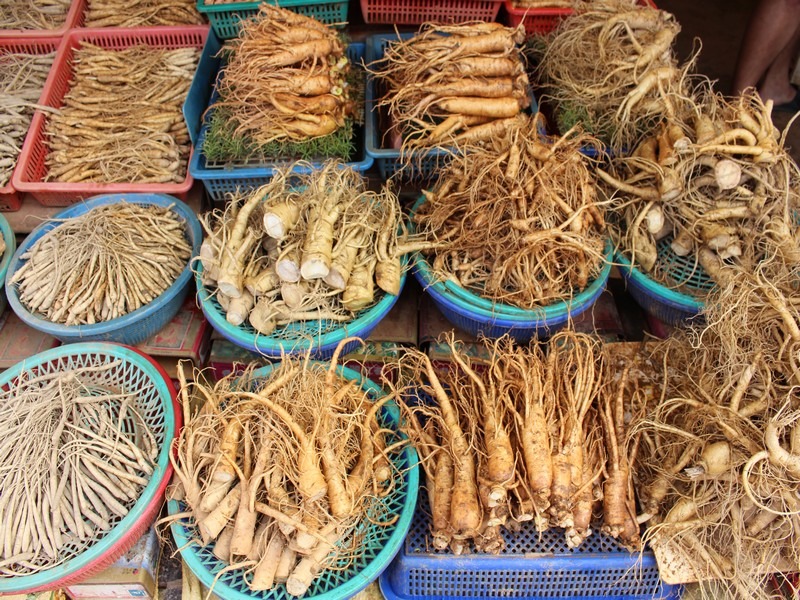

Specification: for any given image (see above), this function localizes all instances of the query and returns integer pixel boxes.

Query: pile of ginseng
[43,42,198,184]
[85,0,203,26]
[0,50,56,188]
[168,340,402,595]
[0,362,158,575]
[600,89,799,292]
[199,161,419,336]
[10,201,192,326]
[413,113,606,309]
[537,0,691,152]
[0,0,71,30]
[395,331,654,554]
[205,5,355,163]
[371,21,531,155]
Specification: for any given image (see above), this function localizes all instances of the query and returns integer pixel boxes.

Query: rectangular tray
[503,0,657,36]
[0,0,87,39]
[360,0,503,25]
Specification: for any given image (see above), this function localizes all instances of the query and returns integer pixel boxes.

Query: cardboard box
[135,295,211,379]
[207,338,270,380]
[3,592,62,600]
[0,308,60,370]
[65,526,159,600]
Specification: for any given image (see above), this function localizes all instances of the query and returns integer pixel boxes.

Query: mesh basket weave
[0,213,16,315]
[169,363,419,600]
[0,343,179,594]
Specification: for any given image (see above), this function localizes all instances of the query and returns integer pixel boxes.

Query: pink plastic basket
[12,26,208,206]
[503,0,656,36]
[360,0,504,25]
[0,0,87,38]
[0,37,63,211]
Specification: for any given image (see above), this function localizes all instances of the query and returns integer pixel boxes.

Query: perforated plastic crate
[0,0,86,38]
[12,27,207,206]
[360,0,503,24]
[380,495,681,600]
[0,37,62,211]
[188,41,371,203]
[197,0,347,39]
[365,33,537,183]
[503,0,656,37]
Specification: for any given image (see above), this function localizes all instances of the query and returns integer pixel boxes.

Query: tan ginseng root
[0,0,71,30]
[166,339,401,596]
[369,20,530,157]
[212,4,352,146]
[10,202,191,326]
[536,0,693,153]
[85,0,203,27]
[415,113,606,310]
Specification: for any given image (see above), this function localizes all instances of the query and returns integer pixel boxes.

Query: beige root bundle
[44,43,198,184]
[396,331,646,554]
[198,160,424,336]
[85,0,203,26]
[600,90,800,291]
[370,21,530,155]
[414,113,606,309]
[10,202,192,325]
[212,5,353,145]
[537,0,691,152]
[0,51,56,187]
[168,340,400,596]
[0,0,71,30]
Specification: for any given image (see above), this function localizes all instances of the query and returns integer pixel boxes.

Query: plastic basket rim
[169,361,419,600]
[4,193,202,339]
[189,43,373,181]
[194,260,406,356]
[0,341,178,594]
[196,0,347,14]
[0,213,17,288]
[614,250,705,312]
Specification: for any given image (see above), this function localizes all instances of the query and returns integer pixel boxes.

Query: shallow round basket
[196,261,407,359]
[615,236,711,327]
[412,240,613,341]
[169,362,419,600]
[0,342,180,595]
[0,213,17,316]
[5,193,202,345]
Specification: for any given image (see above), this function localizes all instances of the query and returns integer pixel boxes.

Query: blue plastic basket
[0,213,17,316]
[169,362,419,600]
[0,342,179,594]
[5,194,202,345]
[195,260,407,359]
[187,42,372,204]
[379,493,680,600]
[615,237,709,327]
[365,33,537,182]
[197,0,348,40]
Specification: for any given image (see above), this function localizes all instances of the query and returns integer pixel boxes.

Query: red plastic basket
[12,26,208,207]
[360,0,504,24]
[0,0,87,38]
[0,37,63,212]
[503,0,656,36]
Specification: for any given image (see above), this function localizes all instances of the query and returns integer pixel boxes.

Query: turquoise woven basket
[169,362,419,600]
[0,213,16,316]
[0,342,179,594]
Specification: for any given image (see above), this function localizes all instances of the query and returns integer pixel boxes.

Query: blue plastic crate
[380,494,681,600]
[185,39,372,203]
[365,32,538,182]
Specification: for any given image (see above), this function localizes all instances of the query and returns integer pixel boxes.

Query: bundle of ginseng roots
[44,42,198,184]
[198,161,423,336]
[0,0,71,30]
[599,89,798,294]
[371,21,530,157]
[413,113,606,309]
[168,340,402,595]
[394,331,655,554]
[85,0,203,27]
[536,0,692,153]
[209,5,353,154]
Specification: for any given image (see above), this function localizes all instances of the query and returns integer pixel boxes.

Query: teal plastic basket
[169,362,419,600]
[5,194,202,345]
[0,342,179,594]
[615,236,710,327]
[197,0,348,39]
[195,260,407,359]
[0,213,17,316]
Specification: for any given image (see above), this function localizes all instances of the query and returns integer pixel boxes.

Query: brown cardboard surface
[0,308,60,369]
[136,293,211,363]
